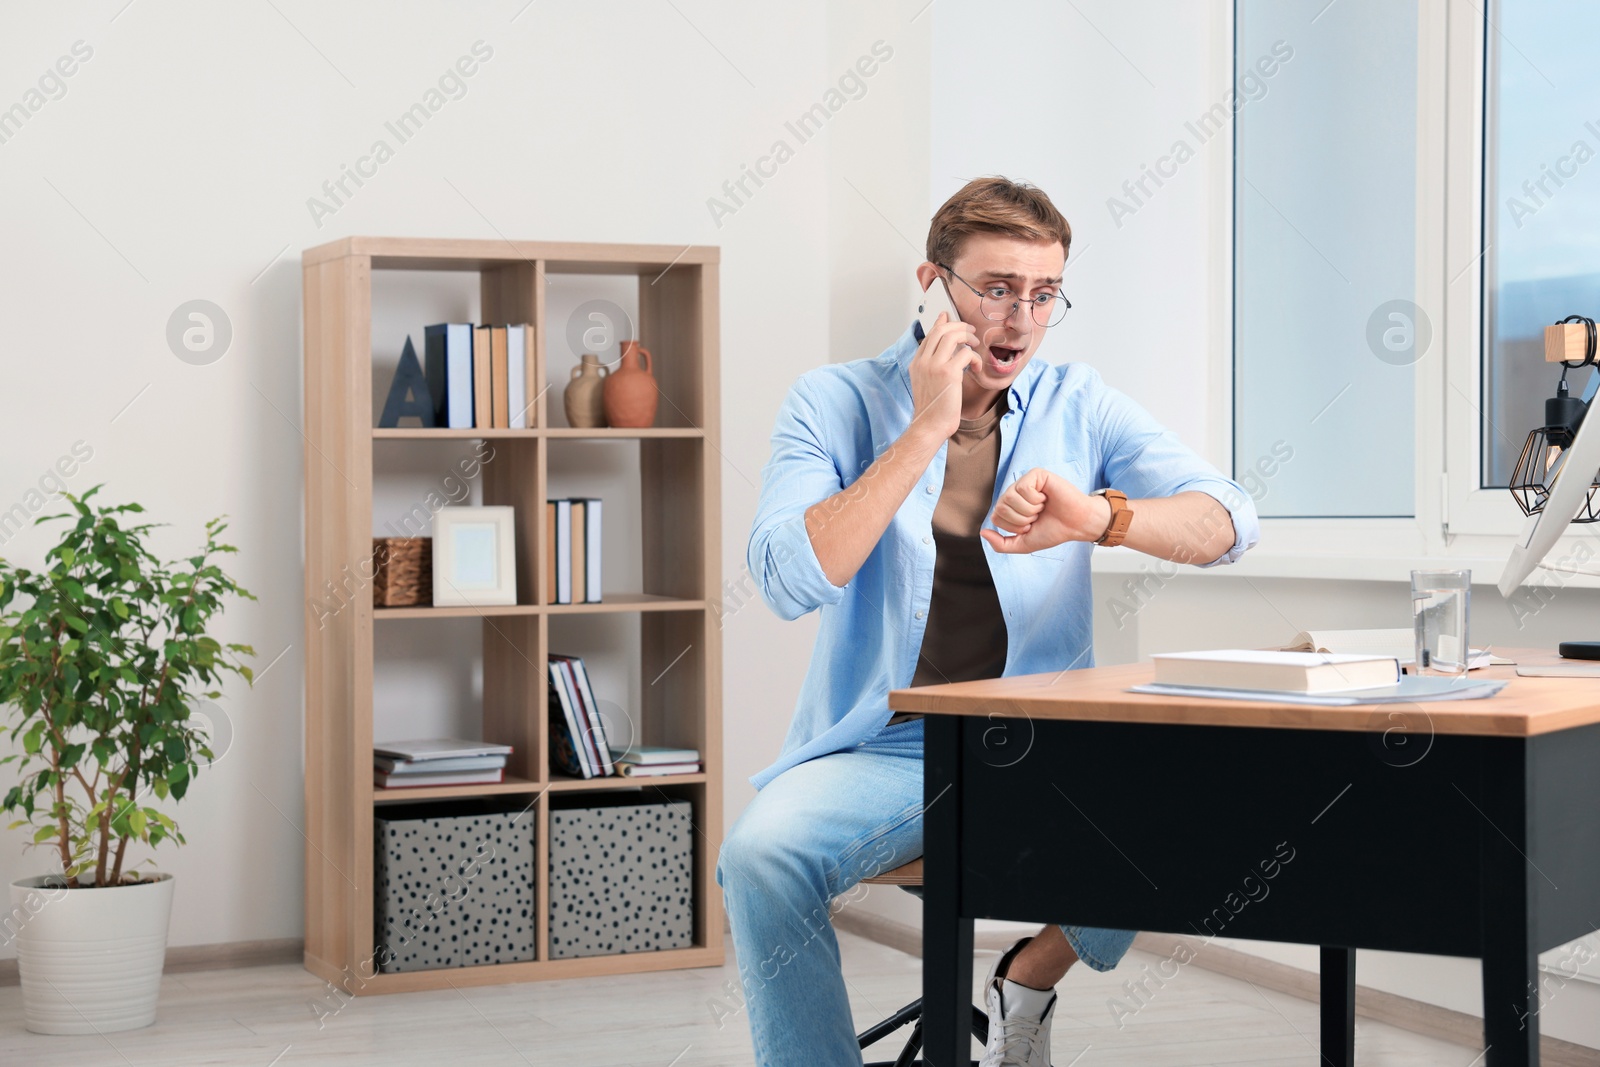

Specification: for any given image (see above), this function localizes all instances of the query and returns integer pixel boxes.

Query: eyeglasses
[938,263,1071,328]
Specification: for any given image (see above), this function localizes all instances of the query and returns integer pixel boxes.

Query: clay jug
[564,353,608,428]
[603,341,658,428]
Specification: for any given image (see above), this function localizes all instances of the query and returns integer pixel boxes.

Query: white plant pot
[8,872,175,1034]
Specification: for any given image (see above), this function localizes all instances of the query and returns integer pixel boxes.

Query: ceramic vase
[563,353,608,428]
[602,341,658,428]
[10,872,175,1034]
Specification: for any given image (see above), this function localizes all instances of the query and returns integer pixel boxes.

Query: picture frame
[431,506,517,607]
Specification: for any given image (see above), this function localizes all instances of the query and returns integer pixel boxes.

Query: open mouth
[986,344,1023,374]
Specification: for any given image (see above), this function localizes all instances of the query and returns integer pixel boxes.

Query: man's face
[941,234,1066,392]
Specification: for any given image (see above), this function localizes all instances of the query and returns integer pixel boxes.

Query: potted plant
[0,487,253,1034]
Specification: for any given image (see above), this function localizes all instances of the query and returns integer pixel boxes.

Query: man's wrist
[1084,495,1114,542]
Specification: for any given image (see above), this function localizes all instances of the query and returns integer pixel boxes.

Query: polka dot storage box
[548,794,694,959]
[373,800,535,973]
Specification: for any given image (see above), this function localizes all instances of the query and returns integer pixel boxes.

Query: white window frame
[1097,0,1600,589]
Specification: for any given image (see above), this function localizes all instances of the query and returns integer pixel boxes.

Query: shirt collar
[896,319,1036,416]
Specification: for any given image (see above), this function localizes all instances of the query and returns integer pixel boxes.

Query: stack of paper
[373,739,512,788]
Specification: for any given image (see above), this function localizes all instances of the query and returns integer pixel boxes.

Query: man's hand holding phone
[907,312,980,446]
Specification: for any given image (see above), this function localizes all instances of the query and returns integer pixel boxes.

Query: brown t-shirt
[888,395,1009,724]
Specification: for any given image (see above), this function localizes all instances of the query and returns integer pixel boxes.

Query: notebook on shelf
[374,754,507,775]
[615,745,701,765]
[373,739,513,761]
[374,767,505,789]
[615,762,700,778]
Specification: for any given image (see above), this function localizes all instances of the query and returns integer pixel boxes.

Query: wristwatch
[1091,488,1133,547]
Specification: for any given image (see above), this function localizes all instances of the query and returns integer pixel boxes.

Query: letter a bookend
[379,336,436,428]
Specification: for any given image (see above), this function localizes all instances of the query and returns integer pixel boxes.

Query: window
[1481,0,1600,489]
[1233,0,1420,518]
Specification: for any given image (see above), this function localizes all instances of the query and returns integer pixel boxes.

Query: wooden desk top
[887,648,1600,737]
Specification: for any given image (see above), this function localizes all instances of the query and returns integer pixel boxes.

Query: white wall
[0,0,861,958]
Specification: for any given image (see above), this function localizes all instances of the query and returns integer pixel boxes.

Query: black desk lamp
[1510,315,1600,521]
[1508,315,1600,658]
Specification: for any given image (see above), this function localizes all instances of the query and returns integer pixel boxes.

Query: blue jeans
[716,717,1137,1066]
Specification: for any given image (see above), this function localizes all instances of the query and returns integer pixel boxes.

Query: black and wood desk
[890,652,1600,1066]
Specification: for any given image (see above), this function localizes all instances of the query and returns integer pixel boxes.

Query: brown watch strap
[1093,488,1133,547]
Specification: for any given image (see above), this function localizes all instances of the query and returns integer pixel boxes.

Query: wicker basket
[373,537,432,607]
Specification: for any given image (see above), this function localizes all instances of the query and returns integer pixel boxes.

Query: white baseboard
[830,911,1597,1067]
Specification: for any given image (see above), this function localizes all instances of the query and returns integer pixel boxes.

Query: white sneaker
[980,937,1056,1067]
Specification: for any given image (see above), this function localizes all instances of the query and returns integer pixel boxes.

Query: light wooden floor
[0,930,1481,1066]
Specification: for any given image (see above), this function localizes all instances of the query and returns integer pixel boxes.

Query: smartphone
[916,276,976,373]
[916,276,961,342]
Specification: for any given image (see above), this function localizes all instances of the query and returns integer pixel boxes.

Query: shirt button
[926,485,936,494]
[915,610,926,619]
[922,535,931,545]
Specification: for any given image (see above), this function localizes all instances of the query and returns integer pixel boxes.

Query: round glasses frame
[938,263,1071,328]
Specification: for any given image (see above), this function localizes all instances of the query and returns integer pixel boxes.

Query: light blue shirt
[747,323,1260,789]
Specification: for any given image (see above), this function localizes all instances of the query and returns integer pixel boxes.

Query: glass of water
[1411,569,1471,677]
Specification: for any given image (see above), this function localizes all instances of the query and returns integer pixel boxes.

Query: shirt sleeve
[1092,375,1260,568]
[747,374,850,620]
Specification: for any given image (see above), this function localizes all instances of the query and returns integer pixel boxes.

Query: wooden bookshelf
[302,237,723,991]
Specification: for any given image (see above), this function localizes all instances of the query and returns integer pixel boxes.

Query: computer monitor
[1498,374,1600,597]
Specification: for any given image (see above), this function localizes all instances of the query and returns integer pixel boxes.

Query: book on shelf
[546,653,615,777]
[571,501,586,603]
[472,325,493,429]
[544,497,602,604]
[507,324,529,429]
[552,653,613,775]
[371,738,512,789]
[373,738,514,761]
[578,498,601,602]
[489,325,510,428]
[374,754,507,775]
[423,323,474,428]
[374,767,505,789]
[615,745,700,765]
[547,658,594,778]
[548,500,573,604]
[1149,649,1400,694]
[615,761,700,777]
[421,322,532,431]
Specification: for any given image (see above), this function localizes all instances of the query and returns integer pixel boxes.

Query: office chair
[855,858,993,1067]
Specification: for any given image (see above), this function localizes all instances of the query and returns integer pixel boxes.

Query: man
[718,176,1260,1066]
